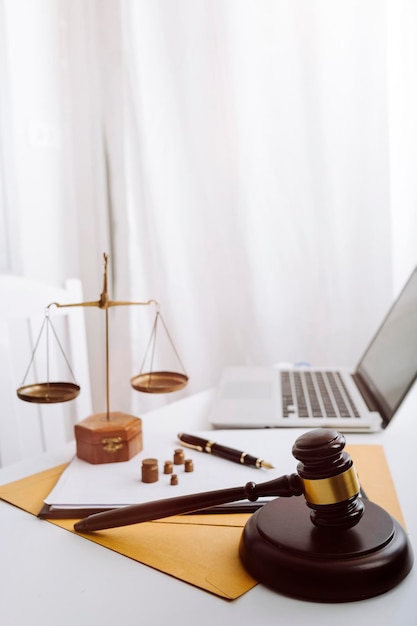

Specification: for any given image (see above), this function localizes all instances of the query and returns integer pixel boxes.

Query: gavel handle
[74,473,303,532]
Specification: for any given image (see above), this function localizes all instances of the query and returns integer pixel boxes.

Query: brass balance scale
[16,253,188,464]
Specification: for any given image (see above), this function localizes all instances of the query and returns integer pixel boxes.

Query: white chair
[0,275,92,467]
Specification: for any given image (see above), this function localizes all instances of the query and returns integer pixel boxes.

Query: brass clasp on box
[102,437,123,453]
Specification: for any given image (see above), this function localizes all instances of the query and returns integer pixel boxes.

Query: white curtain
[4,0,416,416]
[386,0,417,292]
[99,0,395,414]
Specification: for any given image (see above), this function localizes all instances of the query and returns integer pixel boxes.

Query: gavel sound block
[74,429,413,602]
[239,429,413,602]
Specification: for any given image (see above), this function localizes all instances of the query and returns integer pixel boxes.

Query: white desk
[0,387,416,626]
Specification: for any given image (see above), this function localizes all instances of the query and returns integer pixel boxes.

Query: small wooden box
[74,412,143,464]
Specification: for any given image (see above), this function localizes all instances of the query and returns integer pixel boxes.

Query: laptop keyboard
[281,370,360,419]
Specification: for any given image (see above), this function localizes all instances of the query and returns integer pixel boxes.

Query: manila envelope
[0,445,406,600]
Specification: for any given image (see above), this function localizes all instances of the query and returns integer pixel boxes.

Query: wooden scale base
[239,496,413,602]
[75,412,143,464]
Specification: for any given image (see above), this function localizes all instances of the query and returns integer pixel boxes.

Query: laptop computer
[209,266,417,433]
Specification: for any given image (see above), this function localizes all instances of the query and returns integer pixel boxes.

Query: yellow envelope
[0,445,406,600]
[0,463,255,599]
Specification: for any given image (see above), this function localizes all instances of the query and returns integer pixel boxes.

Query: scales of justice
[16,253,188,464]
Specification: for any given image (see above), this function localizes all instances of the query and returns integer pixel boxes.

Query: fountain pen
[177,433,274,469]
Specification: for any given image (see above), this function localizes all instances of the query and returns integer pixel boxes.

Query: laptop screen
[356,267,417,425]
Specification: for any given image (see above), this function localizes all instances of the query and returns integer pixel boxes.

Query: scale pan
[131,371,188,394]
[17,382,81,404]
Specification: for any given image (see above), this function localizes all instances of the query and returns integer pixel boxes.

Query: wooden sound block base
[239,497,413,602]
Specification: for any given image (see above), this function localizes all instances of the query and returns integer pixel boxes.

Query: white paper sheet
[44,430,294,509]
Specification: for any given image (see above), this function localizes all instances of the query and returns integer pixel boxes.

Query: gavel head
[292,429,364,530]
